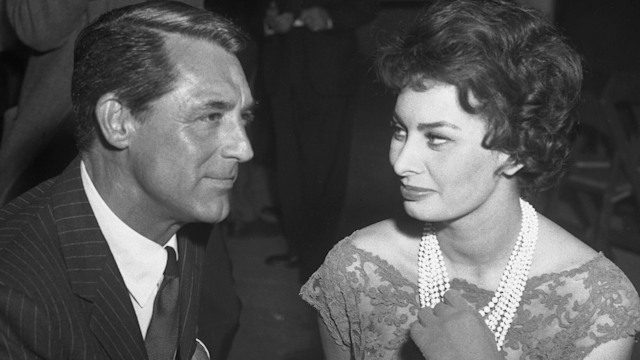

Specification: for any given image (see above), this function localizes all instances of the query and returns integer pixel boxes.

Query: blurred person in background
[261,0,379,281]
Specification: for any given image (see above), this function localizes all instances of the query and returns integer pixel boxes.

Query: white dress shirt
[80,161,178,338]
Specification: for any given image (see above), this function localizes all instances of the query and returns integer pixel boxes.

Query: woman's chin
[404,202,431,222]
[403,201,452,224]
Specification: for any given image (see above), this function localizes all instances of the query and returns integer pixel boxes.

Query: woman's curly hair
[376,0,583,197]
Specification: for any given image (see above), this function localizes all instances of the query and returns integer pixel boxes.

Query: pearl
[417,198,538,351]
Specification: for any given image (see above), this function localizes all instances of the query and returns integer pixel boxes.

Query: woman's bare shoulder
[531,214,600,276]
[352,217,420,244]
[349,217,422,264]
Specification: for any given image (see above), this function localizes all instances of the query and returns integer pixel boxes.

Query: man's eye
[205,113,223,122]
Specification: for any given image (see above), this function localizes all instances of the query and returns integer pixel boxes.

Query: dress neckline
[340,236,605,296]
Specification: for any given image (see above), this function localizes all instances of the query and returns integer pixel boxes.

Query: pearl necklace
[417,198,538,350]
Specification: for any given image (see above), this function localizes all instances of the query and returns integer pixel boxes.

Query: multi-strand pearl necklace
[417,198,538,350]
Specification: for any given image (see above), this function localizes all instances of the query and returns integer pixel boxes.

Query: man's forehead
[164,33,235,66]
[164,35,248,92]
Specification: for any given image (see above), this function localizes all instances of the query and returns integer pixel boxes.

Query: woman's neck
[436,193,525,283]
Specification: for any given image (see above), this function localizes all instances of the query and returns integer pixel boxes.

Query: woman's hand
[410,289,502,360]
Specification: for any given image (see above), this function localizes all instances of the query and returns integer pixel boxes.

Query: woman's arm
[583,337,635,360]
[318,315,351,360]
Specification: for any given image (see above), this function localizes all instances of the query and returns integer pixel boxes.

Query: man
[0,0,205,205]
[261,0,379,279]
[0,2,253,359]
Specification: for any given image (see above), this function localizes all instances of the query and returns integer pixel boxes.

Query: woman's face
[389,82,516,223]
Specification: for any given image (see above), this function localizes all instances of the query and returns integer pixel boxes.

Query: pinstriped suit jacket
[0,157,207,359]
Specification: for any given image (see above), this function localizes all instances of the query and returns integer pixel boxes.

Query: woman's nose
[391,140,422,177]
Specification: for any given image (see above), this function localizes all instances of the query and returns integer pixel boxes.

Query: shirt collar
[80,161,178,307]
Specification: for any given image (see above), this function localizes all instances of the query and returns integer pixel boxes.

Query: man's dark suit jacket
[0,157,207,359]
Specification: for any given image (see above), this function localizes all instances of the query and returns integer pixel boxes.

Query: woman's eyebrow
[392,112,460,131]
[242,100,258,113]
[417,121,461,131]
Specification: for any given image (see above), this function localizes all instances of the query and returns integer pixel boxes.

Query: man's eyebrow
[203,100,235,111]
[201,100,259,113]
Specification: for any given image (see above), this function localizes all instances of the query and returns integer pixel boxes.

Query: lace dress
[300,235,640,360]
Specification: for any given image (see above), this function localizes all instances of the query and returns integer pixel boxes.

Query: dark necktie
[145,247,180,360]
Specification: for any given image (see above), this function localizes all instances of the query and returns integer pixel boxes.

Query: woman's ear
[497,152,524,177]
[95,93,137,150]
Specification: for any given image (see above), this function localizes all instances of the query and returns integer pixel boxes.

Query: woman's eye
[426,133,449,147]
[241,111,255,126]
[390,121,406,141]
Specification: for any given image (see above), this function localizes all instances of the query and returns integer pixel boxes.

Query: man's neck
[81,153,181,245]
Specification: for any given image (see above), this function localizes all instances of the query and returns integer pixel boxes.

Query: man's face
[127,35,254,225]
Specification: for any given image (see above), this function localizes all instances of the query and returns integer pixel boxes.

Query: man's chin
[209,210,230,224]
[191,199,230,224]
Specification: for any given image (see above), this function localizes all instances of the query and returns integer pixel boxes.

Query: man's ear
[95,93,137,150]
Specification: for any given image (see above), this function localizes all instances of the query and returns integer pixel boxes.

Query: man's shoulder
[0,178,68,290]
[1,179,56,226]
[0,177,66,255]
[1,157,83,235]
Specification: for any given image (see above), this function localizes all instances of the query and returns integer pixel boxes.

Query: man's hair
[71,1,248,151]
[376,0,583,196]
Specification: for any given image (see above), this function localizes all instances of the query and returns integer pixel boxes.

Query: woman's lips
[400,184,432,201]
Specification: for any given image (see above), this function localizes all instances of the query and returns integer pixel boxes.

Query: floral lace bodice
[300,236,640,360]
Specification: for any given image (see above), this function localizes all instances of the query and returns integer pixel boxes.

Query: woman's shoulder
[530,214,600,276]
[343,217,422,281]
[531,215,639,304]
[526,250,640,349]
[323,219,406,265]
[349,216,421,253]
[309,218,419,288]
[349,218,399,245]
[532,251,634,291]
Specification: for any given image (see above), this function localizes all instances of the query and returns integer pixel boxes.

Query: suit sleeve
[0,286,59,359]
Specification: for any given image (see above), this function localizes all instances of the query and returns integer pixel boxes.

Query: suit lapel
[176,223,208,360]
[53,158,147,360]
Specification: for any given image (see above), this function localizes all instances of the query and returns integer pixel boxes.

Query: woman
[300,0,640,359]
